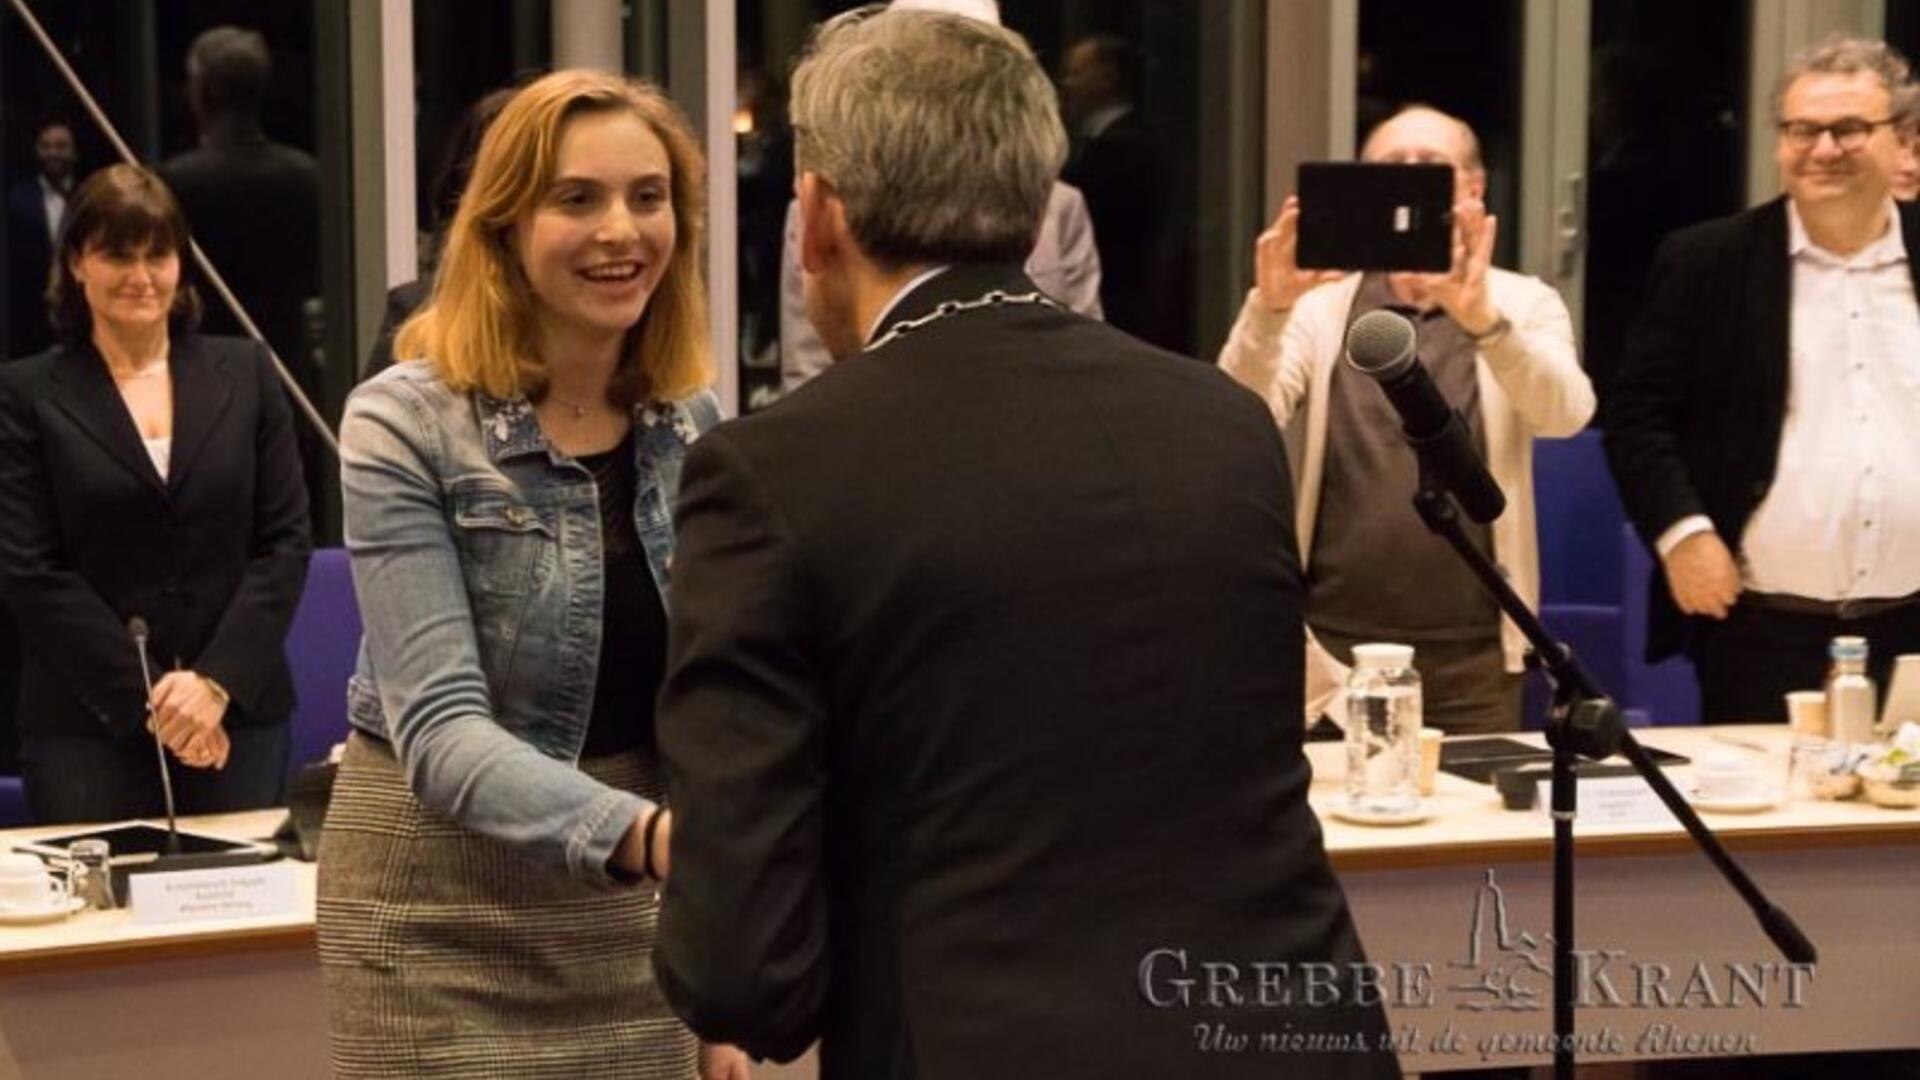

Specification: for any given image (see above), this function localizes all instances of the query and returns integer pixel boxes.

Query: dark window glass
[1584,0,1748,410]
[1357,0,1525,270]
[1889,5,1920,73]
[413,0,551,269]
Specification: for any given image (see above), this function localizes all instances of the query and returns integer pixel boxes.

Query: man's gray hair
[1772,34,1914,121]
[1900,81,1920,135]
[790,6,1066,268]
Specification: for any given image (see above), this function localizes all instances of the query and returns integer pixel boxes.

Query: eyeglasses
[1777,117,1899,151]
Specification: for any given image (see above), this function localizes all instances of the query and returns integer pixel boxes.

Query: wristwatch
[1466,311,1512,347]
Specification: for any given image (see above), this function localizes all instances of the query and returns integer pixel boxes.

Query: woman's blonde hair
[395,71,710,405]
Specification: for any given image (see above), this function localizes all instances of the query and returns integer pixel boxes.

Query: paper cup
[1785,690,1827,738]
[1417,729,1443,797]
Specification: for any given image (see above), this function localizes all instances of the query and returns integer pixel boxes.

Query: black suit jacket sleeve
[194,342,311,716]
[0,362,148,736]
[1604,231,1708,547]
[655,428,828,1064]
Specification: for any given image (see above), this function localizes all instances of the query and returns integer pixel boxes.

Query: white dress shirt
[1676,200,1920,600]
[38,175,66,243]
[1078,104,1131,141]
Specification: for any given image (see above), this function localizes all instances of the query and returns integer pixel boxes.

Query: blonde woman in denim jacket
[317,72,747,1080]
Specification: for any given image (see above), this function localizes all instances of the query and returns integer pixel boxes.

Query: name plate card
[129,863,298,925]
[1535,776,1676,826]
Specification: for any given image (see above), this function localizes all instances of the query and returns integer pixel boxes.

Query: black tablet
[16,823,273,864]
[1438,736,1689,786]
[1295,162,1454,272]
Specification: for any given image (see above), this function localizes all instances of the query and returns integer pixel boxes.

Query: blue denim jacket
[339,362,721,887]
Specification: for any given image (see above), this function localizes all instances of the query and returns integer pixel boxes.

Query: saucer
[1329,801,1433,827]
[0,896,83,926]
[1687,790,1783,814]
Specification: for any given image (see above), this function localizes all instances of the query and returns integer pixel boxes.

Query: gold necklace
[866,290,1060,352]
[111,361,167,383]
[546,392,596,419]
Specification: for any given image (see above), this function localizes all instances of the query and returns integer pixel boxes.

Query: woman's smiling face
[515,108,676,353]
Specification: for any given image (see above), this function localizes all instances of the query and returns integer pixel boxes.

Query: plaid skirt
[316,733,698,1079]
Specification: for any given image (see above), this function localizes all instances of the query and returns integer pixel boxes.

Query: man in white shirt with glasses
[1608,36,1920,726]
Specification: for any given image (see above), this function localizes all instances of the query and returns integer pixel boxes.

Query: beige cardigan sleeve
[1479,273,1595,437]
[1216,288,1328,427]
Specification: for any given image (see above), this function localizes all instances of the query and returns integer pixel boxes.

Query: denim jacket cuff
[569,787,654,890]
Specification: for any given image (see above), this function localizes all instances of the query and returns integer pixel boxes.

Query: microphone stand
[129,622,182,852]
[1408,458,1815,1080]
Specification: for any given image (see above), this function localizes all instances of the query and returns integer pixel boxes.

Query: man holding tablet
[1218,105,1595,734]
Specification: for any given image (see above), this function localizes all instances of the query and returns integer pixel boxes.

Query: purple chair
[0,776,26,827]
[286,548,361,775]
[1528,431,1630,728]
[1534,431,1626,606]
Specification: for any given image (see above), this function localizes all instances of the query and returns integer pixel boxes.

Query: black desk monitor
[1296,162,1454,272]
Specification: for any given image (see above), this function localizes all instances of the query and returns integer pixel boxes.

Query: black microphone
[127,616,181,851]
[1344,308,1507,523]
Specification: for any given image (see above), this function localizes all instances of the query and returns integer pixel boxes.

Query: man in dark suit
[159,27,319,369]
[1607,34,1920,727]
[654,9,1395,1078]
[160,26,324,526]
[6,119,78,359]
[1060,33,1171,346]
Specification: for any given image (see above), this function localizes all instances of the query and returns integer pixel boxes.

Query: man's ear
[796,171,848,277]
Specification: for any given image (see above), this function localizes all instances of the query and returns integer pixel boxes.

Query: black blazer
[656,265,1395,1078]
[1605,198,1920,660]
[0,334,311,740]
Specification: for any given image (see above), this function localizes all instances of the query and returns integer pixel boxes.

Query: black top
[654,262,1393,1077]
[577,431,665,758]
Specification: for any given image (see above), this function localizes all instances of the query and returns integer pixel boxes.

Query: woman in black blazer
[0,164,310,825]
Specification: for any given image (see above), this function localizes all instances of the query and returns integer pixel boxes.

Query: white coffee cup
[1695,754,1766,803]
[0,851,69,912]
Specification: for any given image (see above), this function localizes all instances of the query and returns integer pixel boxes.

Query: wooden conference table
[0,726,1915,1078]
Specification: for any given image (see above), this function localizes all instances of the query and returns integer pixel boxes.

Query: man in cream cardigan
[1219,105,1595,732]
